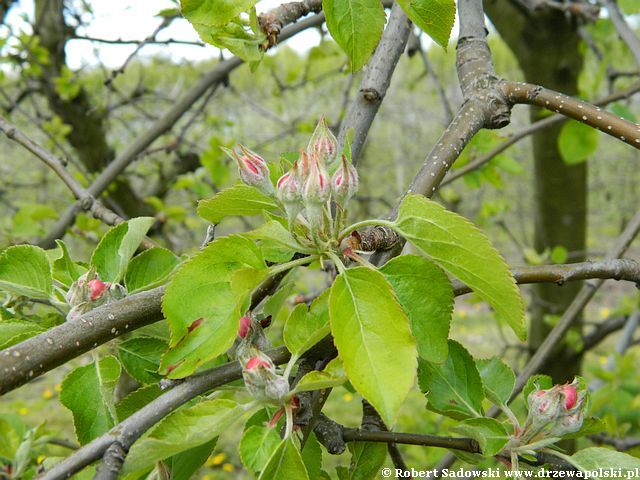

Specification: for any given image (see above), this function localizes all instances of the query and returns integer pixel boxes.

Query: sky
[2,0,324,69]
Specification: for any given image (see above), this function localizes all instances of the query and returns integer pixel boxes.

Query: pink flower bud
[525,378,588,437]
[246,356,273,370]
[88,279,109,301]
[223,145,273,195]
[331,154,359,205]
[307,116,338,167]
[561,384,578,410]
[302,151,330,206]
[238,316,251,338]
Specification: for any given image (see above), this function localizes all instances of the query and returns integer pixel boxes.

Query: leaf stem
[267,255,319,276]
[326,251,346,274]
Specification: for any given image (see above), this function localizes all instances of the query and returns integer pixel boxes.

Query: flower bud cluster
[236,314,289,405]
[66,269,126,321]
[522,378,589,440]
[224,116,359,248]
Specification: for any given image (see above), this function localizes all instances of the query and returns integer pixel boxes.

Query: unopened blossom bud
[302,152,330,206]
[331,154,359,206]
[223,145,273,195]
[88,279,109,301]
[526,378,588,436]
[307,116,338,167]
[242,352,288,403]
[276,163,302,225]
[238,316,252,338]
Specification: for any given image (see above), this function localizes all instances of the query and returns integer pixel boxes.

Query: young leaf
[259,437,309,480]
[283,290,330,360]
[123,398,251,474]
[244,220,304,253]
[168,438,217,480]
[116,384,162,420]
[558,120,599,165]
[323,0,386,72]
[124,247,180,293]
[191,20,265,63]
[90,217,155,283]
[302,433,323,480]
[293,358,346,393]
[394,194,526,340]
[239,424,281,475]
[161,235,266,378]
[180,0,257,27]
[329,267,417,426]
[380,255,453,363]
[418,340,484,420]
[476,357,515,406]
[118,337,167,384]
[0,320,46,350]
[397,0,456,48]
[450,418,509,456]
[60,355,121,444]
[570,447,640,472]
[0,245,53,299]
[346,441,387,480]
[52,240,84,287]
[198,185,279,224]
[522,374,553,400]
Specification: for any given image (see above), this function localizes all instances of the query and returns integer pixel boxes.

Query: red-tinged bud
[276,167,302,226]
[88,279,109,301]
[246,356,273,370]
[223,145,273,195]
[238,316,251,338]
[331,154,359,206]
[302,151,330,206]
[525,378,588,437]
[561,383,578,410]
[307,116,338,167]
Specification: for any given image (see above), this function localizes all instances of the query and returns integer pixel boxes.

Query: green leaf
[123,398,251,474]
[293,358,346,393]
[550,245,568,264]
[191,19,265,63]
[60,355,121,444]
[180,0,257,26]
[397,0,456,48]
[161,235,267,378]
[322,0,386,72]
[418,340,484,420]
[198,185,279,224]
[259,437,309,480]
[329,267,417,426]
[0,245,52,299]
[450,418,509,456]
[394,194,526,340]
[90,217,155,283]
[239,425,281,474]
[125,247,180,293]
[558,120,599,165]
[302,433,323,480]
[570,447,640,472]
[476,357,515,406]
[0,320,46,350]
[116,384,162,420]
[118,337,167,384]
[380,255,453,363]
[245,220,304,253]
[346,442,387,480]
[284,290,330,359]
[168,438,217,480]
[522,374,553,400]
[51,240,83,287]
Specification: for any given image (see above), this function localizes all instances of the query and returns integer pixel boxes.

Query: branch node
[361,87,382,103]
